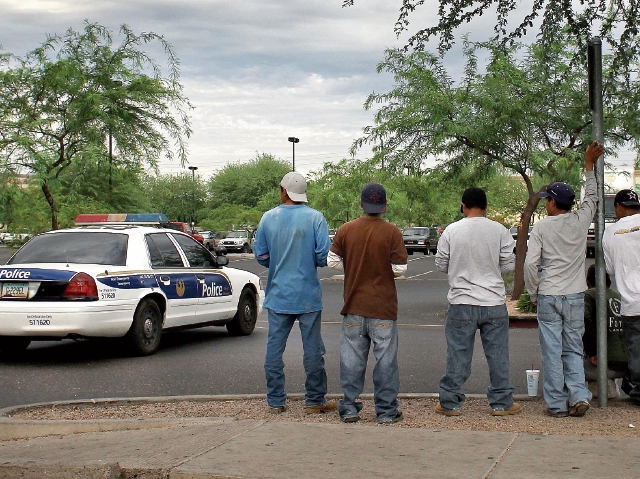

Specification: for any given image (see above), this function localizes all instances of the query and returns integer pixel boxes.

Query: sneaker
[545,408,568,418]
[305,400,337,414]
[569,400,590,417]
[340,414,360,423]
[377,411,403,424]
[435,402,461,416]
[268,406,286,414]
[492,403,521,416]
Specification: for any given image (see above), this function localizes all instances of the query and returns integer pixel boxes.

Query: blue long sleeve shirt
[253,204,331,314]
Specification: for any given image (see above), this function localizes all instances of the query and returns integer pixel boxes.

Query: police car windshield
[8,232,128,266]
[227,231,247,238]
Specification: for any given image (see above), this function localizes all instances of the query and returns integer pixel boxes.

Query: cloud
[0,0,411,176]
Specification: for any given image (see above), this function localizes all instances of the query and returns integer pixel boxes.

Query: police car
[0,214,264,356]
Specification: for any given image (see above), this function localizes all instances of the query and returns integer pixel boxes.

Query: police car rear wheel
[0,337,31,357]
[127,298,162,355]
[227,289,257,336]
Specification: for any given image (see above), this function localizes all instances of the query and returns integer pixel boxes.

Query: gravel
[8,396,640,438]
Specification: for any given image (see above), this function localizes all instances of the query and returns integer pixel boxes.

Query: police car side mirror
[215,255,229,267]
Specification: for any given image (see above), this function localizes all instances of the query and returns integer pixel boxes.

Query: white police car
[0,214,264,356]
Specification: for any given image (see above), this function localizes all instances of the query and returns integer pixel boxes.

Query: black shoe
[377,411,403,424]
[545,408,568,418]
[340,414,360,423]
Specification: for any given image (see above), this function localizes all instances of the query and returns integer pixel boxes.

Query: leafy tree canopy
[207,153,291,210]
[343,0,640,71]
[0,22,192,229]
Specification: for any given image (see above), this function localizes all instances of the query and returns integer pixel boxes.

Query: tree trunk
[41,181,59,230]
[511,193,541,300]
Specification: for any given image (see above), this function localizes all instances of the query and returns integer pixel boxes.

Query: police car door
[145,232,199,327]
[170,233,234,322]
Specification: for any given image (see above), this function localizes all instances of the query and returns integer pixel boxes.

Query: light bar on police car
[73,213,169,226]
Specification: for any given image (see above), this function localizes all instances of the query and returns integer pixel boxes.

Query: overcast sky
[1,0,636,181]
[0,0,422,178]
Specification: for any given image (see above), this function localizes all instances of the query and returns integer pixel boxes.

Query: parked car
[328,229,337,242]
[221,230,252,253]
[0,213,264,357]
[164,221,204,243]
[510,225,534,252]
[0,233,15,244]
[402,226,439,255]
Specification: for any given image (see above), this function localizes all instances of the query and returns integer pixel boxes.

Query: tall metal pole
[288,137,299,171]
[588,38,607,407]
[188,166,198,228]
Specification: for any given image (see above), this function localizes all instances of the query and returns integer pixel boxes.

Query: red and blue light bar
[73,213,169,226]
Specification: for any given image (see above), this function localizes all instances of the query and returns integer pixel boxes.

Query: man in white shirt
[435,187,519,417]
[603,188,640,405]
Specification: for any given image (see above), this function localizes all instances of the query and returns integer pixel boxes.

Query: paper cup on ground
[526,369,540,396]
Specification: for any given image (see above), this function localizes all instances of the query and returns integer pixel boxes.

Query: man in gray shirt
[524,140,603,418]
[435,187,519,416]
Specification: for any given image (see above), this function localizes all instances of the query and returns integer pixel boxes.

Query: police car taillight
[62,273,98,300]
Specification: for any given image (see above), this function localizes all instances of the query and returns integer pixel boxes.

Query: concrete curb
[0,393,539,441]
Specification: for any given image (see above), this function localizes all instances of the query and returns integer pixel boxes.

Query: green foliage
[207,153,291,210]
[343,0,640,80]
[199,153,290,230]
[0,22,192,229]
[352,32,640,298]
[144,172,206,223]
[517,291,538,314]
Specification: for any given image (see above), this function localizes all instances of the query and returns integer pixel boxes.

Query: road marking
[256,319,444,328]
[405,270,435,279]
[408,256,430,262]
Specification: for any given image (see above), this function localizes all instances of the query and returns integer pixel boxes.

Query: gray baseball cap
[280,172,308,203]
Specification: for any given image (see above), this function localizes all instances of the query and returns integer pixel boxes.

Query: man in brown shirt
[328,182,408,424]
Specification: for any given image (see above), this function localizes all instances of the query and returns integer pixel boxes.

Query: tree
[343,0,640,68]
[144,172,206,224]
[0,22,192,230]
[351,34,640,298]
[207,152,291,211]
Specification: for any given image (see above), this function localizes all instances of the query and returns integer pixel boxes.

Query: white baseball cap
[280,172,308,203]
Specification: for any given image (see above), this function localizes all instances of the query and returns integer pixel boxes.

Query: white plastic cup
[526,369,540,397]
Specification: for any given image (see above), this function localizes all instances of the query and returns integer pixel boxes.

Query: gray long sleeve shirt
[524,171,597,302]
[435,216,516,306]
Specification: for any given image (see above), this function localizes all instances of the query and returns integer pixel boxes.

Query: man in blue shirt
[253,172,335,414]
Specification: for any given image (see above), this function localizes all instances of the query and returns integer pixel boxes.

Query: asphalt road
[0,246,542,408]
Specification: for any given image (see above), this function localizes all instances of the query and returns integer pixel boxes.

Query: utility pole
[588,37,607,407]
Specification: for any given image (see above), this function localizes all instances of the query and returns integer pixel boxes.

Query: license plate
[1,283,28,299]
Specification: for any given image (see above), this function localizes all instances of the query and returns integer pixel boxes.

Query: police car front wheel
[126,298,163,356]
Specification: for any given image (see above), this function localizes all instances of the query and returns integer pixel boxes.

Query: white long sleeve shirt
[603,212,640,316]
[435,216,515,306]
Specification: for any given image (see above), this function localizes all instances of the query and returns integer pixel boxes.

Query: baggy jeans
[537,294,592,413]
[339,314,400,421]
[439,303,514,411]
[264,309,328,408]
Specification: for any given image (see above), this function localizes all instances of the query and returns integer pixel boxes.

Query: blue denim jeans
[439,304,514,411]
[537,294,592,413]
[264,309,328,408]
[339,314,400,421]
[623,315,640,404]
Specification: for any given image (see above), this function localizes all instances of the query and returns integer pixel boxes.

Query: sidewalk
[1,395,639,479]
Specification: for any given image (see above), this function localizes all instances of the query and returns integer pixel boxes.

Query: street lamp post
[288,137,299,171]
[188,166,198,227]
